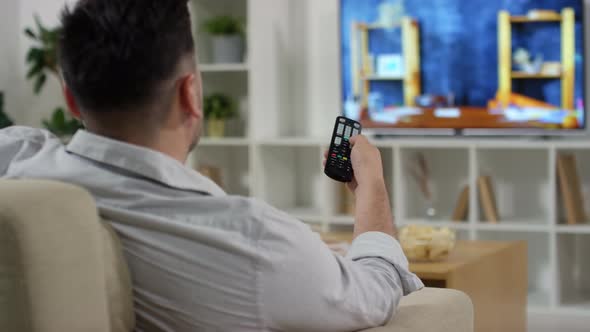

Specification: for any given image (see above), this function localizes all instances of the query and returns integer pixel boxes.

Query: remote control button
[334,137,342,146]
[337,124,345,135]
[344,126,352,138]
[352,128,359,137]
[343,157,348,161]
[339,118,346,123]
[354,123,360,128]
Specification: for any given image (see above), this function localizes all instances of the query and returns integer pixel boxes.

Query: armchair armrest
[361,288,473,332]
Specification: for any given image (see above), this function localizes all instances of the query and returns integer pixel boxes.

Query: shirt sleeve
[255,201,424,332]
[0,126,54,176]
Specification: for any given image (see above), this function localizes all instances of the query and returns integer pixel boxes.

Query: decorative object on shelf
[24,15,83,138]
[541,61,562,76]
[527,9,561,20]
[407,153,436,219]
[203,93,237,137]
[399,225,456,262]
[452,185,469,222]
[0,92,14,129]
[197,164,224,189]
[367,91,385,117]
[513,48,543,74]
[415,94,453,108]
[202,15,245,64]
[477,175,500,223]
[377,54,405,77]
[557,154,587,225]
[376,1,405,28]
[344,95,362,121]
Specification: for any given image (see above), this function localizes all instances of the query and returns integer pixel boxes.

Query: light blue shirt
[0,126,423,332]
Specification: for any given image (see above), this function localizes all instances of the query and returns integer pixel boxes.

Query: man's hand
[323,135,395,238]
[322,135,384,193]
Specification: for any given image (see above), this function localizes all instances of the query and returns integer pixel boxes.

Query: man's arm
[347,135,396,238]
[258,135,422,331]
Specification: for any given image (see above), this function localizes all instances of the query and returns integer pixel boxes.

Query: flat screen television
[339,0,587,135]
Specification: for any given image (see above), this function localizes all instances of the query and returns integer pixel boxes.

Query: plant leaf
[24,28,37,40]
[33,73,47,94]
[26,48,43,63]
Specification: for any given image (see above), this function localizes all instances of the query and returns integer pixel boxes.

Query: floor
[528,313,590,332]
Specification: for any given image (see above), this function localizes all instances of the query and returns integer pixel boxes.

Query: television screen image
[340,0,586,134]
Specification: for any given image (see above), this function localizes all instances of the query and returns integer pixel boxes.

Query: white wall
[0,0,22,123]
[0,0,69,127]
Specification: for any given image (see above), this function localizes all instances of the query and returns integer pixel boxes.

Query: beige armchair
[0,180,473,332]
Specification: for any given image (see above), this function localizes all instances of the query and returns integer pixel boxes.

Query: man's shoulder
[0,126,59,145]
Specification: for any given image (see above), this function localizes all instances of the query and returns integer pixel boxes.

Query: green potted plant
[42,107,84,138]
[202,15,245,63]
[24,15,83,138]
[203,93,237,137]
[0,92,14,129]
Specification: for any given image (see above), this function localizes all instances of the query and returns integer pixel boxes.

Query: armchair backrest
[0,180,134,332]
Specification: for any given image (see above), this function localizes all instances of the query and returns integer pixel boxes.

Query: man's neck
[87,126,189,164]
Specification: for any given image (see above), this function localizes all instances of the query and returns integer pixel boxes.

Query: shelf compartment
[476,230,551,307]
[201,72,249,138]
[189,0,248,65]
[400,148,469,221]
[557,234,590,310]
[555,149,590,226]
[476,149,550,224]
[192,146,250,196]
[257,146,325,214]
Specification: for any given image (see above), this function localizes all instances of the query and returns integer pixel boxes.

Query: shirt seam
[253,206,265,331]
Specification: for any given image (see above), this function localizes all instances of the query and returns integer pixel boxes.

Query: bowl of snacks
[399,225,456,262]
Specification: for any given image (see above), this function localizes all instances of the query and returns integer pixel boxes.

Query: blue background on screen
[340,0,585,111]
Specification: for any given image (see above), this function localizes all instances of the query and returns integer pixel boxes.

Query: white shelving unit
[187,0,590,323]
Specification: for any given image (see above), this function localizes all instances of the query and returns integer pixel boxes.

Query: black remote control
[324,116,362,183]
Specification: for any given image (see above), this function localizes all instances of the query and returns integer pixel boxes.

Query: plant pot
[212,35,244,63]
[207,119,226,137]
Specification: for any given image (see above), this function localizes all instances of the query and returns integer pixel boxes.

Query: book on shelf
[478,175,500,223]
[557,154,586,225]
[452,185,469,222]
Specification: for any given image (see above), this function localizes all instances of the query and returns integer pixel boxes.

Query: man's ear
[179,74,201,119]
[63,85,82,120]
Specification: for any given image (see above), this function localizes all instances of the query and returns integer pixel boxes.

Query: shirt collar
[66,130,226,196]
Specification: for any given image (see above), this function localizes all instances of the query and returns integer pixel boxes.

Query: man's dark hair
[59,0,194,113]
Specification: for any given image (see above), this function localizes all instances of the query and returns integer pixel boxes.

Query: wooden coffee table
[322,235,528,332]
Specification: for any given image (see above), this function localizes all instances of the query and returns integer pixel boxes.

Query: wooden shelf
[510,16,562,23]
[352,16,421,106]
[199,63,249,73]
[363,75,404,81]
[498,8,575,110]
[357,22,402,30]
[511,72,562,79]
[199,137,250,146]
